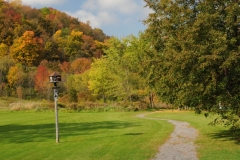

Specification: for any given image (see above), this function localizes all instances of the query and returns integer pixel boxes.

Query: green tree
[124,33,155,107]
[72,72,93,101]
[107,36,147,102]
[144,0,240,128]
[88,36,151,103]
[0,56,14,96]
[69,88,78,103]
[64,30,83,60]
[88,57,113,102]
[53,29,83,61]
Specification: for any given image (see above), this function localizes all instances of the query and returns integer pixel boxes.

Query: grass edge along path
[0,111,174,160]
[146,111,240,160]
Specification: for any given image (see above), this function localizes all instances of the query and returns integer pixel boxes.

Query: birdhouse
[49,72,61,83]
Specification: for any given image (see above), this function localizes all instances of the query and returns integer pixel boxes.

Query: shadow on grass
[208,130,240,144]
[0,121,139,143]
[124,133,145,136]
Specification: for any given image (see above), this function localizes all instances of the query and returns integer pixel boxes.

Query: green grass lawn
[1,109,240,160]
[146,111,240,160]
[0,111,173,160]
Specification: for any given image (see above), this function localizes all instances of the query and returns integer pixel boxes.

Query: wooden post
[54,83,59,143]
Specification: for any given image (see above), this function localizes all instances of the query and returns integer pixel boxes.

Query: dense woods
[1,0,240,129]
[0,0,109,101]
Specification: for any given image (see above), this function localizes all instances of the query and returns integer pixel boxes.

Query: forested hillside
[0,0,111,101]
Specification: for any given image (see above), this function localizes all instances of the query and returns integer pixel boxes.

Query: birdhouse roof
[49,72,61,77]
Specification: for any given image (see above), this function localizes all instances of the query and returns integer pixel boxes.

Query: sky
[20,0,152,38]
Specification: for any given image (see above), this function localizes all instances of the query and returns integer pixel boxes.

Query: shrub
[69,88,78,103]
[58,103,66,108]
[66,103,78,110]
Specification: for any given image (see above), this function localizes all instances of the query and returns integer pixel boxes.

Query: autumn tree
[34,65,50,99]
[44,39,63,61]
[53,29,83,61]
[91,28,108,42]
[0,56,14,96]
[71,58,91,74]
[81,35,94,57]
[92,40,108,58]
[0,3,15,46]
[10,31,44,66]
[0,43,8,57]
[39,60,61,75]
[7,64,25,87]
[59,61,71,74]
[7,63,26,96]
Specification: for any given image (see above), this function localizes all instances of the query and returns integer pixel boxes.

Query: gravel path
[137,114,198,160]
[152,119,198,160]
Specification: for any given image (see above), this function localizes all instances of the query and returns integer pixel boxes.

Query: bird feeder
[49,72,61,83]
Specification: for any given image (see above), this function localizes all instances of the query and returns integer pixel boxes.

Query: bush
[116,101,148,112]
[66,103,78,110]
[69,88,78,103]
[58,103,66,108]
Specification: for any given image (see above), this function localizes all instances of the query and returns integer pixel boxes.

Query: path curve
[137,114,198,160]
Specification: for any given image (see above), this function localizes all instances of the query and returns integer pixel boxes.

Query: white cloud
[21,0,67,6]
[67,10,117,28]
[68,0,150,29]
[82,0,139,15]
[140,1,153,19]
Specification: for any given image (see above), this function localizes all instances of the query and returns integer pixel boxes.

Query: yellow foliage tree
[10,31,43,66]
[7,64,25,87]
[0,43,8,58]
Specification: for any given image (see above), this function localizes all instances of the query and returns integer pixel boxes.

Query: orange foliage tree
[34,65,50,98]
[81,35,94,57]
[59,61,71,74]
[70,58,91,74]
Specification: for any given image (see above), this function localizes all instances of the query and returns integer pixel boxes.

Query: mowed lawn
[0,111,173,160]
[1,110,240,160]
